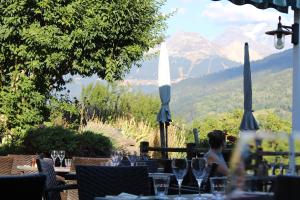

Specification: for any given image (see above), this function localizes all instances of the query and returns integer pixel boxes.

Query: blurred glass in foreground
[227,132,290,196]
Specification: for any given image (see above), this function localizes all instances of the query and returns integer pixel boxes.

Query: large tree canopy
[0,0,168,141]
[0,0,167,95]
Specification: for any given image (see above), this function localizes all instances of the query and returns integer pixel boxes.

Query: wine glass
[111,151,122,166]
[57,150,65,167]
[191,158,207,200]
[51,150,58,165]
[127,152,138,166]
[172,158,188,200]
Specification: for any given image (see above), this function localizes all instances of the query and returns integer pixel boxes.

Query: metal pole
[290,9,300,175]
[159,122,166,159]
[165,123,168,159]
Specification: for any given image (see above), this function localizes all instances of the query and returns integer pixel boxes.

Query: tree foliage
[81,82,160,126]
[0,0,167,93]
[0,0,167,141]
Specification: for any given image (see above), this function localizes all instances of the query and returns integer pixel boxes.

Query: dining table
[16,165,71,173]
[94,192,274,200]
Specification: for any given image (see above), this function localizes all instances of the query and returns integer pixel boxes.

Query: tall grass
[82,117,188,158]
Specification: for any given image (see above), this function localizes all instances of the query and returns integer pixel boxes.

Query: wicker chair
[0,173,46,200]
[76,166,150,200]
[8,154,39,174]
[36,158,77,200]
[70,157,110,171]
[0,156,14,175]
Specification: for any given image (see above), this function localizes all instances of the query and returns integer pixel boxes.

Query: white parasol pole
[290,9,300,175]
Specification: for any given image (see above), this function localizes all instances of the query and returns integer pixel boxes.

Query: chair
[36,158,77,200]
[67,157,110,200]
[136,160,159,173]
[0,156,14,175]
[274,175,300,200]
[70,157,110,171]
[76,166,150,200]
[8,154,39,174]
[0,173,46,200]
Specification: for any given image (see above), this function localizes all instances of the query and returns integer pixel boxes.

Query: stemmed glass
[172,158,188,200]
[111,151,122,166]
[127,152,138,166]
[57,150,65,167]
[51,150,58,165]
[191,158,207,200]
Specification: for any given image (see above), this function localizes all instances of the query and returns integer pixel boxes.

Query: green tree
[0,0,167,93]
[0,0,168,142]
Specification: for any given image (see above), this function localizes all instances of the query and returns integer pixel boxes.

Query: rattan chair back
[36,158,62,200]
[0,173,46,200]
[76,166,150,200]
[70,157,110,172]
[0,156,14,175]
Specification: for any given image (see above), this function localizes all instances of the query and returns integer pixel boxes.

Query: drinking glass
[172,158,188,200]
[210,177,227,200]
[111,151,122,166]
[228,132,289,195]
[127,152,138,166]
[65,158,72,168]
[58,150,65,167]
[51,150,58,165]
[151,173,171,199]
[191,158,207,200]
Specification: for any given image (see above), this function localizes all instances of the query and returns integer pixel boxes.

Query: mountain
[170,49,293,121]
[125,32,241,89]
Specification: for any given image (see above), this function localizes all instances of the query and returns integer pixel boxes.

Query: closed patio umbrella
[240,43,259,131]
[213,0,300,175]
[157,42,172,159]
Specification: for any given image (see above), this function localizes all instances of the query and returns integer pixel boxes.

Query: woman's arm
[206,153,229,176]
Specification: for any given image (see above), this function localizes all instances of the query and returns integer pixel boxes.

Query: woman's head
[207,130,226,149]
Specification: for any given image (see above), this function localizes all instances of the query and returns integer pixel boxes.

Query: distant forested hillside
[171,49,292,122]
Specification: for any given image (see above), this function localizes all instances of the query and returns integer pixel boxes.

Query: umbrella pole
[165,123,168,159]
[159,122,166,159]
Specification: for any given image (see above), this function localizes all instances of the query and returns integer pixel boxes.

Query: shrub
[2,126,113,158]
[75,131,112,157]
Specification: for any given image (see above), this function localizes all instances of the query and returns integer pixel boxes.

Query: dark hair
[207,130,226,149]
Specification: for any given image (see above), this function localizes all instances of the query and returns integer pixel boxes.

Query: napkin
[105,193,139,200]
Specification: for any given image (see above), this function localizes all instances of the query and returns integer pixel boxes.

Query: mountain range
[66,31,293,122]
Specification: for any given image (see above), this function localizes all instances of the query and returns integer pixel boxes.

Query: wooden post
[140,141,149,157]
[186,143,196,160]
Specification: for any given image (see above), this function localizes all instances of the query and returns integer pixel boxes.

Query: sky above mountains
[163,0,293,43]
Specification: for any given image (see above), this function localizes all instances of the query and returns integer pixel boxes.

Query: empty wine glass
[191,158,207,200]
[58,150,65,167]
[111,151,122,166]
[51,150,58,165]
[127,152,138,166]
[172,158,188,200]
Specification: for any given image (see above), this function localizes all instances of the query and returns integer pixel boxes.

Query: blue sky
[162,0,292,40]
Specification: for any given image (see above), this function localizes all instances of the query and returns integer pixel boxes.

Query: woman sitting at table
[204,130,229,176]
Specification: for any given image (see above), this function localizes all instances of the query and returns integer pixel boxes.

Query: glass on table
[210,176,227,200]
[151,173,171,199]
[51,150,58,165]
[65,158,72,168]
[127,152,138,166]
[171,158,188,200]
[228,132,289,194]
[191,157,207,200]
[110,151,122,166]
[57,150,65,167]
